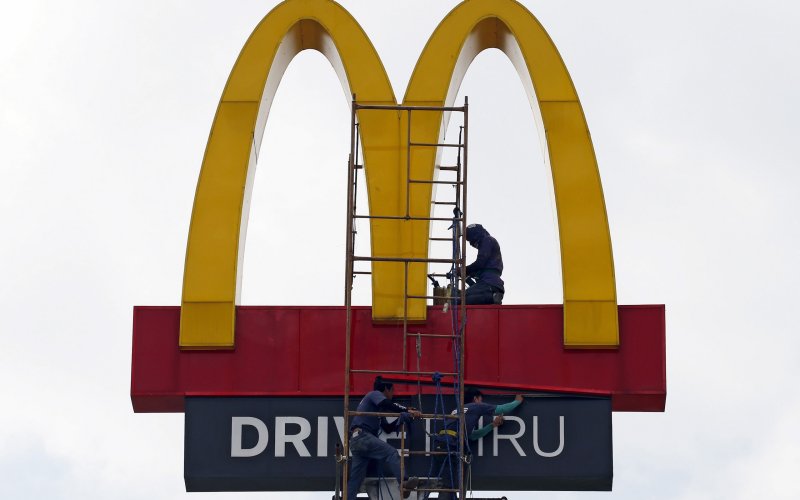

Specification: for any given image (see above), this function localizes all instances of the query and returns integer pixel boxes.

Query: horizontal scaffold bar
[409,142,463,148]
[353,256,462,264]
[350,368,458,376]
[410,333,459,338]
[346,410,459,420]
[353,214,464,222]
[406,295,458,301]
[354,104,466,112]
[409,179,463,185]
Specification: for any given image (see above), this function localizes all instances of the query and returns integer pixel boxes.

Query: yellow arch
[403,0,618,346]
[181,0,618,348]
[179,0,403,347]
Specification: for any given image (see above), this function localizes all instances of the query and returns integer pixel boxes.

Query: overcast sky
[2,0,799,499]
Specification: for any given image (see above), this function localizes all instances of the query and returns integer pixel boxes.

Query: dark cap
[373,376,393,392]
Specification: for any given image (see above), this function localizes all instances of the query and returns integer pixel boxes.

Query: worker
[460,223,504,304]
[433,388,523,499]
[347,377,421,500]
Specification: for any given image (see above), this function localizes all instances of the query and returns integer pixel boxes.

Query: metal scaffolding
[338,97,470,499]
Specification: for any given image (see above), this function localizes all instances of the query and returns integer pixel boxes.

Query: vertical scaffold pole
[458,95,469,499]
[342,94,358,499]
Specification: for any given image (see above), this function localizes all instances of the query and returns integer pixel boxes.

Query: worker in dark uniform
[347,377,421,500]
[462,223,504,304]
[433,388,523,499]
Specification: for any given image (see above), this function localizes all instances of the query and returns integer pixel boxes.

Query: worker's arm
[465,238,492,276]
[380,411,415,433]
[377,398,408,413]
[494,395,523,415]
[470,415,504,440]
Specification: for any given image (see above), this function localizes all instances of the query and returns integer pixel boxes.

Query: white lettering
[477,416,484,457]
[332,416,349,456]
[333,416,345,445]
[425,419,431,454]
[231,416,269,457]
[275,416,312,457]
[227,413,566,459]
[317,416,328,457]
[493,416,526,457]
[533,416,564,457]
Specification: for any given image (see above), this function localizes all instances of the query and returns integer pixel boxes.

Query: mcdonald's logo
[180,0,618,349]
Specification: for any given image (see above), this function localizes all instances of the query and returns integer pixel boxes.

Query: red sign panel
[131,305,665,413]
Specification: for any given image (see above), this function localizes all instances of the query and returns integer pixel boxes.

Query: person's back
[443,400,496,438]
[464,224,504,304]
[350,390,388,437]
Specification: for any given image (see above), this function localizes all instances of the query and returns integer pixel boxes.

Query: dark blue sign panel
[185,395,612,492]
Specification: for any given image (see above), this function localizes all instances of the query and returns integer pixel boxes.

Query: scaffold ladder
[339,97,470,499]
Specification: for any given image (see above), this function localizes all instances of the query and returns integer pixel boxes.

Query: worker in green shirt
[433,388,523,498]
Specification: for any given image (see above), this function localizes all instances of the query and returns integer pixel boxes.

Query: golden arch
[180,0,618,349]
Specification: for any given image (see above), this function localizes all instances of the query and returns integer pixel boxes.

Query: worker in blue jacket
[433,388,523,499]
[462,223,504,304]
[347,377,421,499]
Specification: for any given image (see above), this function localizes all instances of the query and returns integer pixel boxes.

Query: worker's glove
[399,412,414,425]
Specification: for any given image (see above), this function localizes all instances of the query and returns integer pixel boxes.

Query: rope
[376,426,396,500]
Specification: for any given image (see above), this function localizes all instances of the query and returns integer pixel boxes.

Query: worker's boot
[401,477,419,498]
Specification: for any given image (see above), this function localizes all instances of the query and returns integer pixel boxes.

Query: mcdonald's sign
[180,0,619,349]
[131,0,666,492]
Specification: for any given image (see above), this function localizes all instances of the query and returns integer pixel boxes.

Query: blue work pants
[347,431,403,500]
[455,281,502,305]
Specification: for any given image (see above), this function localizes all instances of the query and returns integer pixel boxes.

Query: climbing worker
[459,223,505,304]
[347,376,421,500]
[432,388,523,499]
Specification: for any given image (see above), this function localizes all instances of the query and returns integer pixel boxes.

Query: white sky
[1,0,799,498]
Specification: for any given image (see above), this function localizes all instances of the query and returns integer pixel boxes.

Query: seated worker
[432,388,523,499]
[347,377,421,500]
[463,223,504,304]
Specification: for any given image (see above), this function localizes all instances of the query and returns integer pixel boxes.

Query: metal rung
[353,256,462,264]
[354,104,466,112]
[429,237,455,241]
[353,214,464,222]
[409,179,462,185]
[409,142,463,148]
[432,201,457,206]
[410,333,459,338]
[406,451,459,457]
[381,330,461,338]
[350,369,458,376]
[346,410,459,420]
[406,295,456,301]
[353,271,371,275]
[354,164,363,170]
[437,166,460,171]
